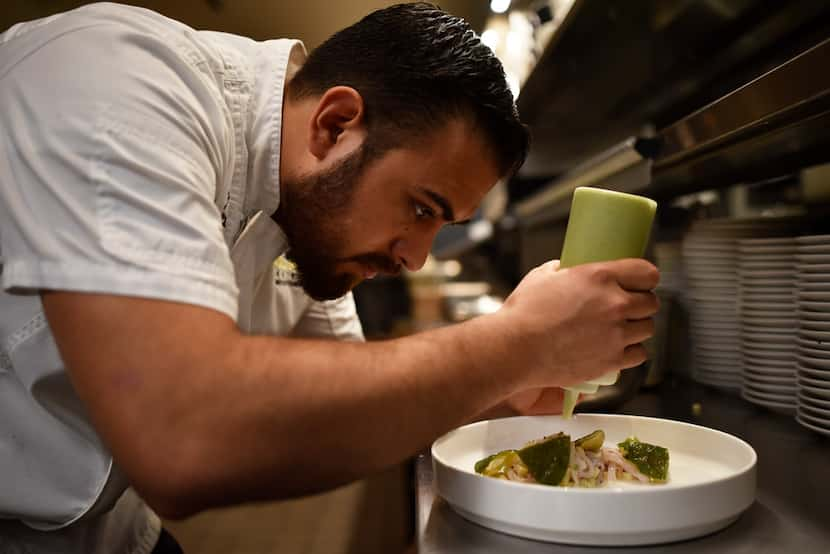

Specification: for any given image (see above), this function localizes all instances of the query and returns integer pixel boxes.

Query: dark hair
[287,2,529,178]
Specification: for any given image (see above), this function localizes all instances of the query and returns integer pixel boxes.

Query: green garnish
[618,436,669,482]
[516,432,571,485]
[574,429,605,451]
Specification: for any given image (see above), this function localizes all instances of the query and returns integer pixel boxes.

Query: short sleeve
[293,293,366,342]
[0,19,238,319]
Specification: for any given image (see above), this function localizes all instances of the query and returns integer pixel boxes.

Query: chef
[0,3,659,553]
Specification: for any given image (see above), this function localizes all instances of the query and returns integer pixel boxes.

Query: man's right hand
[484,258,659,393]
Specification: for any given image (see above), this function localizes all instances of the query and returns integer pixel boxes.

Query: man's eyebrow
[418,186,458,223]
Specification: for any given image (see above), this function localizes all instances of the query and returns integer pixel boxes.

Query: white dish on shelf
[741,330,795,344]
[742,364,795,376]
[796,254,830,264]
[796,341,830,359]
[795,235,830,245]
[741,391,795,415]
[798,402,830,420]
[796,354,830,370]
[740,302,793,312]
[742,316,797,328]
[798,382,830,399]
[740,293,793,302]
[742,325,794,335]
[796,242,830,253]
[742,372,793,384]
[795,414,830,438]
[798,281,830,291]
[741,340,795,352]
[800,319,830,331]
[743,381,797,394]
[798,328,830,341]
[796,263,830,273]
[797,374,830,389]
[743,354,795,367]
[432,414,757,546]
[797,365,830,381]
[799,391,830,409]
[739,260,795,270]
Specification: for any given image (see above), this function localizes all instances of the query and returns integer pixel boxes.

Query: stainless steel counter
[416,378,830,553]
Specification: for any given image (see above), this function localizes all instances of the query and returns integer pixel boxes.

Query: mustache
[345,253,401,275]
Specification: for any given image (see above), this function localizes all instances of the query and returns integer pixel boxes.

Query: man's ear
[307,86,365,160]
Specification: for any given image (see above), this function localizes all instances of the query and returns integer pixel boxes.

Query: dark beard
[275,142,397,301]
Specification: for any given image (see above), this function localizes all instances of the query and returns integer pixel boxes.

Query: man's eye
[414,203,435,220]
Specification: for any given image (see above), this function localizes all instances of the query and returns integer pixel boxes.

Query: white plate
[743,354,796,367]
[798,309,830,321]
[795,336,830,351]
[799,382,830,399]
[797,263,830,273]
[432,414,757,546]
[740,302,793,312]
[741,340,795,352]
[797,254,830,264]
[742,364,795,376]
[797,243,830,253]
[801,319,830,331]
[796,415,830,438]
[739,286,793,296]
[739,260,795,270]
[740,293,793,302]
[743,316,797,328]
[797,242,830,254]
[798,281,830,291]
[799,328,830,341]
[742,372,794,384]
[740,387,796,403]
[795,235,830,246]
[796,354,830,370]
[743,381,797,394]
[742,311,797,322]
[740,330,794,341]
[797,273,830,284]
[796,341,830,359]
[742,325,795,335]
[800,390,830,408]
[740,391,795,414]
[799,402,830,419]
[739,269,794,278]
[799,291,830,302]
[798,366,830,380]
[798,374,830,389]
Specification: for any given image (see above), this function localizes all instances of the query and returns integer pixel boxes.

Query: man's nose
[392,235,434,272]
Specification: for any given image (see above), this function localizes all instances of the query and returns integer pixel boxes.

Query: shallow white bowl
[432,414,757,546]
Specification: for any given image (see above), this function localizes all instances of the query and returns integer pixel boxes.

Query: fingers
[625,291,660,320]
[624,318,655,345]
[604,259,660,291]
[621,343,649,369]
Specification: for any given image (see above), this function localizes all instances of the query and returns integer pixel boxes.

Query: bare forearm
[139,315,516,513]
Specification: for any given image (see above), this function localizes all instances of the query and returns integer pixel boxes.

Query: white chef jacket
[0,3,363,553]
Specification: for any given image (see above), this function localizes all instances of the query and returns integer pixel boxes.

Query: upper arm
[40,292,239,507]
[0,20,237,318]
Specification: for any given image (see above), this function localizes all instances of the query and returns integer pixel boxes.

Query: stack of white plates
[795,234,830,437]
[682,217,802,391]
[738,238,798,414]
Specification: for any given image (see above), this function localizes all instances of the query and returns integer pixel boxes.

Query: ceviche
[474,430,669,487]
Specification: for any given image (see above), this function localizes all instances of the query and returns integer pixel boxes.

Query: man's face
[278,119,500,300]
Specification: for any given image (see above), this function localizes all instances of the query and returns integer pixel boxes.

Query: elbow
[119,438,213,520]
